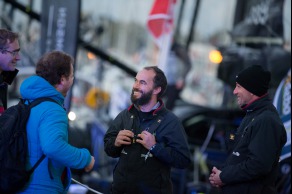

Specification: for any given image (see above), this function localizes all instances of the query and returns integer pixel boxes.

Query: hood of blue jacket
[20,75,64,103]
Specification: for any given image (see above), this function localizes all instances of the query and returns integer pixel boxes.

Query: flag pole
[157,31,173,72]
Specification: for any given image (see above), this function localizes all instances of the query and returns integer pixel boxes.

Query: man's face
[233,82,253,107]
[131,69,156,106]
[0,39,21,72]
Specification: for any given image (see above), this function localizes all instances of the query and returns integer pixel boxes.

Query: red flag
[147,0,176,69]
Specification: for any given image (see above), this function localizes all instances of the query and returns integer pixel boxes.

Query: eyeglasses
[0,49,20,57]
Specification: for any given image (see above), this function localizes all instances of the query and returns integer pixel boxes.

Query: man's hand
[209,166,224,187]
[114,129,134,147]
[136,130,156,150]
[84,156,95,172]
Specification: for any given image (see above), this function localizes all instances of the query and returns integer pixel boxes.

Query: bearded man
[104,66,191,194]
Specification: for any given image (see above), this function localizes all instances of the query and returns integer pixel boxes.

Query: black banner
[232,0,284,39]
[40,0,81,112]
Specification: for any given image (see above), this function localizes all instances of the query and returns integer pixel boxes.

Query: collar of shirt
[134,101,161,112]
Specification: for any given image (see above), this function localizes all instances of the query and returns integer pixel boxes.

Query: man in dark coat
[104,66,191,194]
[0,28,20,114]
[209,65,287,194]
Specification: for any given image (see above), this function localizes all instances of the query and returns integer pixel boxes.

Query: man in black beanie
[209,65,287,194]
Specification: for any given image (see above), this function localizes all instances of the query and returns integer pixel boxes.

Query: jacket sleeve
[38,102,91,169]
[220,113,287,184]
[104,111,125,158]
[151,113,192,169]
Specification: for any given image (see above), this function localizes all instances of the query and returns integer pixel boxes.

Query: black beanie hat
[236,65,271,96]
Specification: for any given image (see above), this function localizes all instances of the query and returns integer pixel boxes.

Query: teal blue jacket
[18,75,91,194]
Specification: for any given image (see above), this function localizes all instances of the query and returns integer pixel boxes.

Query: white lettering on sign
[55,7,67,51]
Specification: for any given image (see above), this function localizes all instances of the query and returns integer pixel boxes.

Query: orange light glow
[87,52,96,60]
[209,50,223,64]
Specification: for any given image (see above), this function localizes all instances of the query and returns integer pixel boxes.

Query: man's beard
[131,89,153,106]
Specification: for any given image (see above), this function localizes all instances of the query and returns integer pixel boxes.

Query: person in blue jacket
[18,50,95,194]
[209,65,287,194]
[104,66,191,194]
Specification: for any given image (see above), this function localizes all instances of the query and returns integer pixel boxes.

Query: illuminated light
[87,52,96,60]
[68,111,76,121]
[209,50,223,64]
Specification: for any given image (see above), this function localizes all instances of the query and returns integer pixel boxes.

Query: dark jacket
[0,70,18,113]
[104,100,191,194]
[220,95,287,194]
[0,75,8,114]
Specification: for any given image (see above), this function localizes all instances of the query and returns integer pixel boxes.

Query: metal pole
[186,0,201,49]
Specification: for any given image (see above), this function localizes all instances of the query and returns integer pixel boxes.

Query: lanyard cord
[71,178,104,194]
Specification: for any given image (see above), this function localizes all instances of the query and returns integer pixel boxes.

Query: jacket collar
[242,94,271,113]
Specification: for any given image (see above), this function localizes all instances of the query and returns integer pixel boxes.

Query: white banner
[273,69,291,161]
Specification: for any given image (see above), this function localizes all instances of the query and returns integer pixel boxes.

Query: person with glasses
[0,28,21,114]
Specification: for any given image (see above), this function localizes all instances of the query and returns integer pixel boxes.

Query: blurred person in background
[164,41,191,111]
[104,66,191,194]
[18,50,95,194]
[209,65,287,194]
[0,28,20,114]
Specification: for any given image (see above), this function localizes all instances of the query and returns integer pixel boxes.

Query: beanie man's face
[233,82,255,107]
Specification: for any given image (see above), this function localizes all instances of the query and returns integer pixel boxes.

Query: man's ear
[60,76,65,83]
[60,75,68,85]
[153,87,161,95]
[54,76,65,89]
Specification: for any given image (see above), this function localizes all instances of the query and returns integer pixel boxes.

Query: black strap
[146,115,164,134]
[128,113,165,134]
[28,154,46,175]
[28,97,60,108]
[25,97,61,175]
[127,114,135,131]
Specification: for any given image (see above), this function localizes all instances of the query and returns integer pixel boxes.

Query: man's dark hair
[0,29,19,49]
[144,66,167,98]
[36,50,74,86]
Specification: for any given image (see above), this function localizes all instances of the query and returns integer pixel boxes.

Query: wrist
[149,144,156,152]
